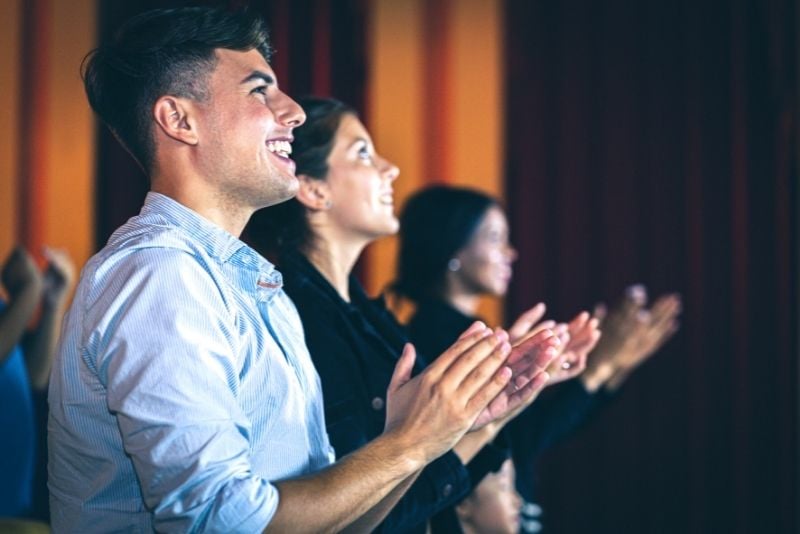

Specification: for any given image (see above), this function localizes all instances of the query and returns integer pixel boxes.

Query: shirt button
[371,397,384,410]
[442,483,453,498]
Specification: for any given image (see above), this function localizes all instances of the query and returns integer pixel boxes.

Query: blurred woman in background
[395,185,682,532]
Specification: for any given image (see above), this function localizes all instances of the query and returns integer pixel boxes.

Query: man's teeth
[267,140,292,158]
[379,194,394,205]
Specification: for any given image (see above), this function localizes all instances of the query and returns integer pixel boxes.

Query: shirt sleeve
[90,247,277,533]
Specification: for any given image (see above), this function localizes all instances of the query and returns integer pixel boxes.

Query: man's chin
[263,176,299,207]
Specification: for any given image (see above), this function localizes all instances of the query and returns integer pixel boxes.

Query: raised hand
[2,247,43,299]
[463,329,566,438]
[608,293,681,370]
[41,247,76,307]
[587,285,682,391]
[383,323,514,464]
[545,311,601,385]
[507,303,555,344]
[473,328,562,427]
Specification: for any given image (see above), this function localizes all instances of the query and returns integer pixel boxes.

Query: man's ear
[295,174,332,210]
[153,96,199,145]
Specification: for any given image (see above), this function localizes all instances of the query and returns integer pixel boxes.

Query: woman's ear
[295,174,332,211]
[153,96,199,145]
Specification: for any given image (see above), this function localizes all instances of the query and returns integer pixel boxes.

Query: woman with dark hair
[245,97,575,533]
[395,185,682,532]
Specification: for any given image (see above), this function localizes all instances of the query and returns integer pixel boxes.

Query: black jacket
[280,253,508,533]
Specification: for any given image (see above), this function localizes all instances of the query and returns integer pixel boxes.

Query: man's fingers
[444,330,509,391]
[430,325,493,378]
[388,343,417,394]
[457,321,488,341]
[466,364,513,417]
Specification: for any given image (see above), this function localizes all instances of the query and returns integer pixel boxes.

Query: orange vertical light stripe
[365,0,425,297]
[18,0,50,258]
[422,0,451,183]
[44,0,96,270]
[0,0,22,261]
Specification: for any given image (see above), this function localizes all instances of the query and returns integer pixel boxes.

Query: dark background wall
[504,1,798,532]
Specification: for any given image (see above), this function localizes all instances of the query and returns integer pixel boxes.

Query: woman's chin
[379,217,400,236]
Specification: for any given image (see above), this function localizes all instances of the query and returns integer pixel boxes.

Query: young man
[48,7,557,532]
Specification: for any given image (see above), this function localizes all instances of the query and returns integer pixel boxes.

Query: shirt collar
[140,193,282,295]
[140,192,249,263]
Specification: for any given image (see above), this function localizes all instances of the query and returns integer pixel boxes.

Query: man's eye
[252,86,268,95]
[358,148,373,161]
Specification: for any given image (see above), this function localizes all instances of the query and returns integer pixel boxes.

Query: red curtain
[504,1,797,532]
[93,0,367,248]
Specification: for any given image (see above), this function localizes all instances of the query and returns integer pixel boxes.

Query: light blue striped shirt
[48,192,334,533]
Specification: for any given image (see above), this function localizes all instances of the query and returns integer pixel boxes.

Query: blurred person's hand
[42,247,76,307]
[545,312,601,386]
[507,303,555,344]
[587,285,682,391]
[2,247,43,299]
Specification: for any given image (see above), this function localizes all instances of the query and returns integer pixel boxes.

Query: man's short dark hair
[82,6,272,172]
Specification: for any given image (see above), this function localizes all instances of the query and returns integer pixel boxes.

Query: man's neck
[150,181,253,237]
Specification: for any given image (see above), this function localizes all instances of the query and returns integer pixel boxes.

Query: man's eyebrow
[240,70,276,85]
